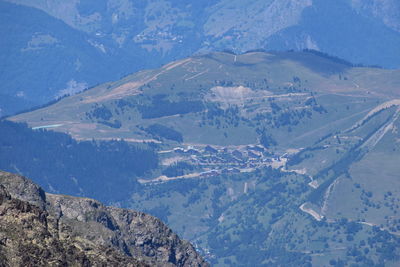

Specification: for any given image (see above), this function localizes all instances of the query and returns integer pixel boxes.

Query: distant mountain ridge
[1,0,400,115]
[0,170,208,267]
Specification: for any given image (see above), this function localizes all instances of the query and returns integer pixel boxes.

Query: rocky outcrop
[0,171,208,267]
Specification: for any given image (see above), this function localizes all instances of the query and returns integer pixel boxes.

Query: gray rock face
[0,171,46,209]
[0,170,208,267]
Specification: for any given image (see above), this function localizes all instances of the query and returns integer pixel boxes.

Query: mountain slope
[287,101,400,230]
[0,170,208,267]
[10,51,400,149]
[127,103,400,266]
[0,120,158,203]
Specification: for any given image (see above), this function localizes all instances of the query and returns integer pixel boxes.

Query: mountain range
[6,50,400,266]
[1,0,400,116]
[2,1,400,265]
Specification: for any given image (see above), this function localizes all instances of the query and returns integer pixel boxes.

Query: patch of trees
[244,48,267,54]
[305,97,327,114]
[144,124,183,142]
[139,98,204,119]
[205,104,224,119]
[305,97,317,106]
[273,109,312,128]
[243,79,269,91]
[115,99,135,113]
[264,100,316,129]
[185,190,202,206]
[313,105,328,114]
[214,80,235,86]
[86,104,113,120]
[140,178,201,199]
[303,49,383,69]
[293,76,301,83]
[162,162,195,177]
[270,102,282,113]
[303,49,353,67]
[0,120,158,203]
[260,131,277,148]
[200,104,240,128]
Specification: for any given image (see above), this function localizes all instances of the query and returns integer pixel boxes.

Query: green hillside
[7,51,400,266]
[10,51,400,147]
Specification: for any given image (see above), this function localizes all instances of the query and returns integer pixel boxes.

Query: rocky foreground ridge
[0,171,208,267]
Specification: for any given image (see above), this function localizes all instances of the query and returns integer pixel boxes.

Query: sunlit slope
[287,101,400,232]
[10,51,400,148]
[127,99,400,266]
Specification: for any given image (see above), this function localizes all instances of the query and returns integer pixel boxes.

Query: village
[139,144,288,184]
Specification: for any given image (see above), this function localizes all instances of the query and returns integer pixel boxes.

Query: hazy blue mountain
[265,0,400,68]
[1,0,400,115]
[0,1,145,116]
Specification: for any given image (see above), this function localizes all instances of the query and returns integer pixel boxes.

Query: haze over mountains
[1,1,400,266]
[1,0,400,115]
